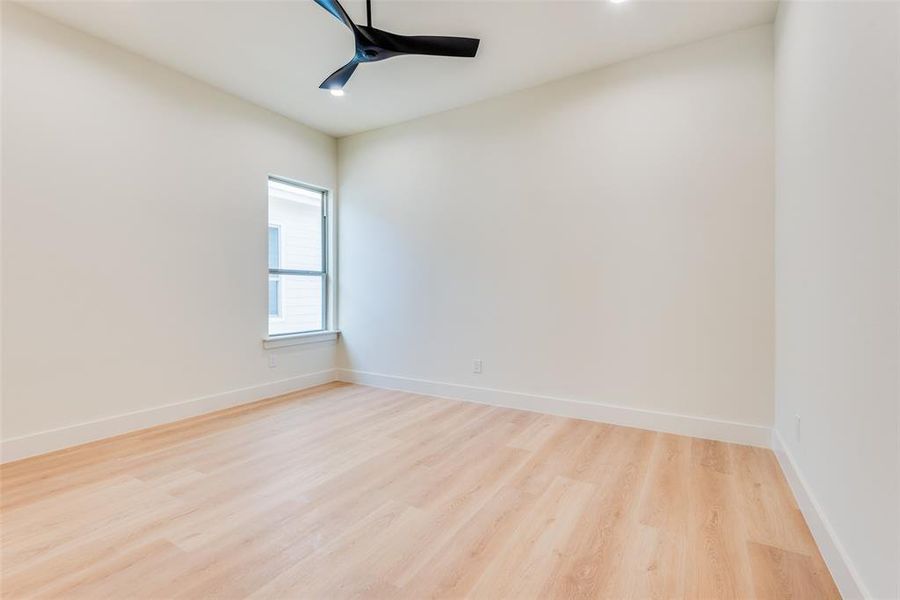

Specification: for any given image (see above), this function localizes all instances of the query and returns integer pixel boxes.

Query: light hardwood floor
[1,383,839,599]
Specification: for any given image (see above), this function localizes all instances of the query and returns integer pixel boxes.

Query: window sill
[263,330,340,349]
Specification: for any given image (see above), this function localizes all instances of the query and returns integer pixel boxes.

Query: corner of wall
[771,429,869,599]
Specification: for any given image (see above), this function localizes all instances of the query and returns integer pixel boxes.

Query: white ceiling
[22,0,777,137]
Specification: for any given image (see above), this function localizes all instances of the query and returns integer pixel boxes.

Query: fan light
[313,0,480,91]
[330,88,345,97]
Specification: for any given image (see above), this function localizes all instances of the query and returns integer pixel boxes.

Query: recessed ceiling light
[609,0,629,4]
[330,89,345,97]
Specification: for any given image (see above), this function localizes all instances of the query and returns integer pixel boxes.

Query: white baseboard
[771,430,868,600]
[336,369,771,447]
[5,366,860,596]
[0,367,770,462]
[0,369,338,464]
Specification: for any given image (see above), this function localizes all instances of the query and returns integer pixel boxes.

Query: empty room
[1,0,898,598]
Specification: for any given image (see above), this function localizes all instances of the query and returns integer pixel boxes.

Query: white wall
[774,2,900,598]
[1,4,338,454]
[338,26,775,432]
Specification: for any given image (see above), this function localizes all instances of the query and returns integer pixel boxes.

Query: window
[267,176,328,336]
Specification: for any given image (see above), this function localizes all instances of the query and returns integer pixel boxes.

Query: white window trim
[263,330,340,348]
[264,175,337,345]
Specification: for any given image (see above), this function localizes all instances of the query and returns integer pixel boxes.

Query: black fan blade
[312,0,355,30]
[319,60,359,90]
[376,32,479,58]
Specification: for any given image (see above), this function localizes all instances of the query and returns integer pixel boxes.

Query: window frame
[266,175,331,337]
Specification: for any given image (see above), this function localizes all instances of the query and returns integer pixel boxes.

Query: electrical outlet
[268,354,277,369]
[473,359,482,374]
[794,413,801,442]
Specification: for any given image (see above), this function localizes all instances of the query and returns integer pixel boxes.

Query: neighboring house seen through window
[267,177,327,336]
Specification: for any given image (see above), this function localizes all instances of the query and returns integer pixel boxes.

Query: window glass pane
[267,179,322,272]
[268,277,280,316]
[268,274,322,335]
[268,226,280,270]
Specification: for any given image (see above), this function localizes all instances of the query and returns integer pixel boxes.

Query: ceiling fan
[312,0,480,94]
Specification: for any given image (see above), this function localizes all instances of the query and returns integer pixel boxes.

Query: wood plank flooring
[0,383,840,599]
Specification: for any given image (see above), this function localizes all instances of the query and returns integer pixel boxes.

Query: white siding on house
[268,180,325,335]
